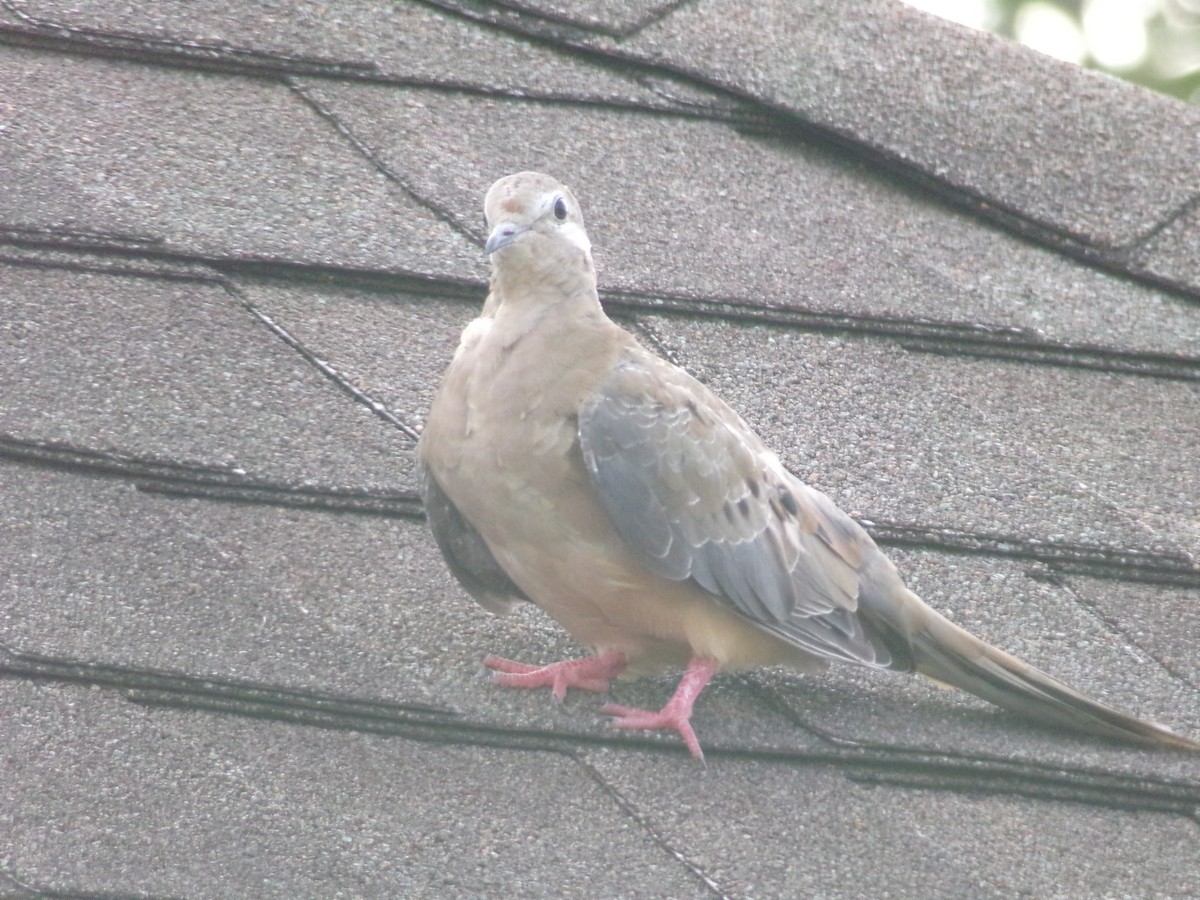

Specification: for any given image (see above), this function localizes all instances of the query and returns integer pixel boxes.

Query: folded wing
[579,352,909,670]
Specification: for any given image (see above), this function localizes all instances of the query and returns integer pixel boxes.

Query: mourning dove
[417,171,1199,759]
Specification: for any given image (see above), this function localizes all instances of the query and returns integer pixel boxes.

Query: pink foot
[483,650,628,701]
[601,656,719,761]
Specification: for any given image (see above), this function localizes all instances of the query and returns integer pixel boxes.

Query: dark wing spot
[746,478,761,498]
[684,398,707,425]
[779,489,799,516]
[737,498,751,517]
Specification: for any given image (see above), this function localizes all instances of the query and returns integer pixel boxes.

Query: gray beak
[485,222,529,254]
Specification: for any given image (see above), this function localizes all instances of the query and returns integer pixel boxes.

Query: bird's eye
[553,197,568,221]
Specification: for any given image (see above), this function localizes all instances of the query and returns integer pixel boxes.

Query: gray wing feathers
[582,410,694,579]
[579,356,902,669]
[417,461,529,615]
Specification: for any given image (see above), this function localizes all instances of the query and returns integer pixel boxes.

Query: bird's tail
[898,594,1199,751]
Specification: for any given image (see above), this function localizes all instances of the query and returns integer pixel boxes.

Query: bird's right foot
[482,650,628,701]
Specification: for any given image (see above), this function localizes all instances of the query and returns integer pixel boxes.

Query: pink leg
[601,656,719,761]
[483,650,628,701]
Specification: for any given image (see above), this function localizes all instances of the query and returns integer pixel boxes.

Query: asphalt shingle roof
[2,1,1198,897]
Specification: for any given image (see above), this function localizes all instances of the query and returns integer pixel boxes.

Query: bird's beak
[485,222,530,255]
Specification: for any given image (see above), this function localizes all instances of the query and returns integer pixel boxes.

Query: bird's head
[483,172,593,287]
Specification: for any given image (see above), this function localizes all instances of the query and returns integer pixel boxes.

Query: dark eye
[553,197,568,221]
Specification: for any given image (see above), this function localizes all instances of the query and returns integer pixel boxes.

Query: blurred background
[904,0,1200,102]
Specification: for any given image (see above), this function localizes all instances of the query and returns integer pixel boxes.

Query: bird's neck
[489,256,604,330]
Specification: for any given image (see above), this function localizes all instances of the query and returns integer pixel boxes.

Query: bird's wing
[578,351,906,669]
[417,459,529,615]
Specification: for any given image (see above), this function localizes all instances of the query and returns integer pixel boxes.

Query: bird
[416,171,1199,760]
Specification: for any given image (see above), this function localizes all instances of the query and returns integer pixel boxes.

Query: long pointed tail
[893,594,1199,751]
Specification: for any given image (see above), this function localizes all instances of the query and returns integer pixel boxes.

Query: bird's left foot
[483,650,628,701]
[601,656,718,761]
